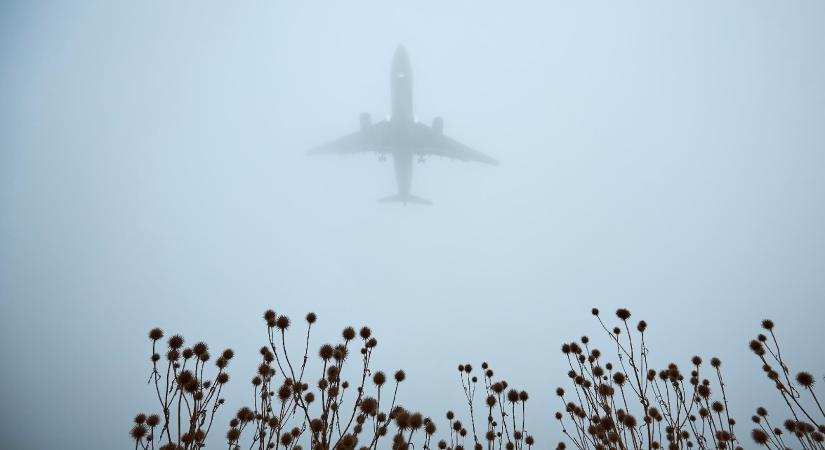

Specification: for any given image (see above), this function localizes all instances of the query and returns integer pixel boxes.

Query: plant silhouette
[131,309,824,450]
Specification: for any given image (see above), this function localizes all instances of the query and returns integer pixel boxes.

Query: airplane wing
[411,122,499,165]
[307,120,392,155]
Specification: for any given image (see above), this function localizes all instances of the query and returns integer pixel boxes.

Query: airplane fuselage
[389,46,415,199]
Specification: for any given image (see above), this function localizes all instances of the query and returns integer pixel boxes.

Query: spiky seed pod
[410,413,423,430]
[149,328,163,341]
[226,426,241,442]
[570,343,581,354]
[519,391,529,401]
[797,371,815,388]
[394,370,405,382]
[366,337,378,348]
[310,419,323,433]
[446,411,454,420]
[424,422,437,435]
[278,384,292,402]
[556,387,565,396]
[360,397,378,415]
[507,389,520,403]
[217,373,229,384]
[237,407,254,422]
[130,424,148,440]
[334,344,349,361]
[319,344,334,360]
[306,312,317,324]
[486,395,497,407]
[359,327,371,339]
[191,342,207,356]
[222,349,234,360]
[761,319,774,330]
[616,308,631,320]
[752,429,769,445]
[710,357,721,368]
[372,371,386,386]
[167,334,184,349]
[275,315,290,330]
[341,326,356,341]
[146,414,160,427]
[185,380,198,393]
[264,309,276,322]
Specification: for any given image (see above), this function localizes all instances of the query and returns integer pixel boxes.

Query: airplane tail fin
[378,194,432,205]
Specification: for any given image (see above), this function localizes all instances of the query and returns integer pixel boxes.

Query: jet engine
[360,113,372,131]
[432,116,443,134]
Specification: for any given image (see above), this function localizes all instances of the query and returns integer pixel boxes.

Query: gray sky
[1,1,823,449]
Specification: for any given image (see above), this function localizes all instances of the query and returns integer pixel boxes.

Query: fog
[1,1,824,449]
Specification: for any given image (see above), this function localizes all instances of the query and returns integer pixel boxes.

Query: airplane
[308,45,498,205]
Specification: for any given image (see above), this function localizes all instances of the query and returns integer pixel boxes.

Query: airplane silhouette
[308,45,498,205]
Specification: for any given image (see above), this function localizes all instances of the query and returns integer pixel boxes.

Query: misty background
[1,1,823,449]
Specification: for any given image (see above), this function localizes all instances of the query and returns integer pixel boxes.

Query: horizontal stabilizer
[378,194,432,205]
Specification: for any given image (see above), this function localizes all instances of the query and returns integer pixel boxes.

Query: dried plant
[133,311,435,450]
[441,362,534,450]
[553,308,740,450]
[226,309,436,450]
[130,328,235,450]
[747,319,825,448]
[131,309,824,450]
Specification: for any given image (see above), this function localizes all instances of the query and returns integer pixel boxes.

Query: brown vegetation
[131,309,823,450]
[132,311,435,450]
[747,320,825,449]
